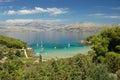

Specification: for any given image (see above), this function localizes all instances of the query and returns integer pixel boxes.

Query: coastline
[27,41,91,62]
[32,46,91,60]
[80,40,92,45]
[33,46,91,63]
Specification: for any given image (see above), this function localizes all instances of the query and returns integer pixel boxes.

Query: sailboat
[68,43,70,48]
[37,43,39,47]
[41,44,43,48]
[54,47,57,49]
[40,41,43,47]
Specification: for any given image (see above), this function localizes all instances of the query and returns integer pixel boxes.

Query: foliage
[116,70,120,80]
[20,54,115,80]
[82,35,95,45]
[84,35,95,43]
[39,54,42,63]
[0,35,27,49]
[0,53,117,80]
[0,59,25,80]
[90,26,120,73]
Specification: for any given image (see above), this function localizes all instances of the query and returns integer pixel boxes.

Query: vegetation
[89,27,120,71]
[87,26,120,80]
[0,35,27,49]
[0,54,117,80]
[0,26,120,80]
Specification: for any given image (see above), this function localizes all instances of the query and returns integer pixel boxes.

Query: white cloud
[89,13,120,19]
[0,0,14,2]
[111,7,120,10]
[104,16,120,19]
[46,8,67,15]
[18,10,34,14]
[35,7,46,12]
[5,7,68,15]
[6,19,62,23]
[8,10,16,15]
[6,19,33,23]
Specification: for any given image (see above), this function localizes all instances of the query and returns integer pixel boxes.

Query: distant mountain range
[0,22,119,32]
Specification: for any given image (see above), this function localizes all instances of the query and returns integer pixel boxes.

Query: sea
[0,31,95,59]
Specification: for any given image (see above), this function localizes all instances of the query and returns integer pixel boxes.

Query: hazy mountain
[0,22,118,32]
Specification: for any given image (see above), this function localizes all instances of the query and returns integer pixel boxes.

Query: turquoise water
[0,31,94,59]
[30,42,91,59]
[33,46,91,59]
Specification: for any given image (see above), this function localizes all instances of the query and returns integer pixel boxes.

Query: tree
[39,54,42,63]
[105,52,120,73]
[90,26,120,73]
[15,50,21,57]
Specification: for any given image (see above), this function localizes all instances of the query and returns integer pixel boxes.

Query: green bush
[0,35,27,49]
[89,26,120,73]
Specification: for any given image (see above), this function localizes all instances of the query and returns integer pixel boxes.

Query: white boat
[37,43,39,47]
[68,43,70,48]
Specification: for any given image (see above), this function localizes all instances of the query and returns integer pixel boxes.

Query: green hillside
[0,35,29,62]
[0,35,27,49]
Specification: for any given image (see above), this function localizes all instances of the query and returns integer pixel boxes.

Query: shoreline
[33,55,72,63]
[80,40,92,45]
[32,46,91,61]
[27,43,91,63]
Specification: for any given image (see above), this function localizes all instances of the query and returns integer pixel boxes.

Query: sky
[0,0,120,24]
